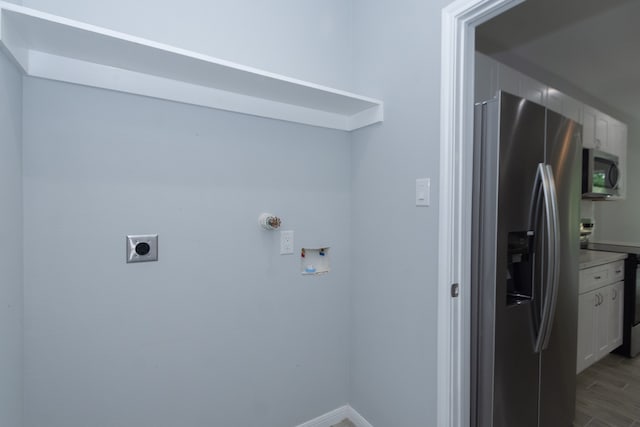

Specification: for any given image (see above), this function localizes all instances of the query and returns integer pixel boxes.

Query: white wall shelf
[0,2,383,131]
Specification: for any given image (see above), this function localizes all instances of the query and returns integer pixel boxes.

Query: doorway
[439,0,639,426]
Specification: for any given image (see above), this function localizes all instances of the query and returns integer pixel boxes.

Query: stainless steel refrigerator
[471,91,581,427]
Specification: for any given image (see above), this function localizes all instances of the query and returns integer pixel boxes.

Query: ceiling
[476,0,640,121]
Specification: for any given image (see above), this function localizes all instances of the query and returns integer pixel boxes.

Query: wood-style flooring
[575,353,640,426]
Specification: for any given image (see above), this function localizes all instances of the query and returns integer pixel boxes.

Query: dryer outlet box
[127,234,158,263]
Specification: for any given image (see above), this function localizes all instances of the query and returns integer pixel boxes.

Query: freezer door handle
[529,164,560,353]
[537,164,561,352]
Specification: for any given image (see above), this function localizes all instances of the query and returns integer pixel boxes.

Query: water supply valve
[259,213,282,230]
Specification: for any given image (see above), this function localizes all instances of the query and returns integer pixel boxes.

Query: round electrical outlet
[135,242,151,256]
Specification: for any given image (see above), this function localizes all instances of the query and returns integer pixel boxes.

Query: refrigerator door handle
[535,164,561,353]
[527,164,545,344]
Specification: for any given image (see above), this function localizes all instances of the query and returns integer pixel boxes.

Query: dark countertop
[587,242,640,255]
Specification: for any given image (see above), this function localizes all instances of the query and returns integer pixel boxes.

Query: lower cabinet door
[577,290,598,373]
[595,287,610,361]
[608,281,624,349]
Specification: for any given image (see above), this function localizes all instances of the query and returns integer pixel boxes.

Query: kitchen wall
[21,0,354,90]
[593,121,640,244]
[0,51,24,427]
[349,0,450,425]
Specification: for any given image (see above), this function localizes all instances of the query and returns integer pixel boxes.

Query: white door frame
[437,1,525,426]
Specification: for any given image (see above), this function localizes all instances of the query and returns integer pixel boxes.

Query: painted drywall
[20,0,354,90]
[0,51,23,427]
[592,121,640,244]
[18,2,460,426]
[22,78,351,427]
[349,0,452,425]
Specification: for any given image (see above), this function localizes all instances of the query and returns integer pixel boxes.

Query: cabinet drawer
[611,261,625,283]
[580,266,610,294]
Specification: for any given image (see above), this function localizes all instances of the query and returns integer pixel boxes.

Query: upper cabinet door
[546,88,563,114]
[476,55,626,201]
[520,74,546,105]
[475,52,498,103]
[497,62,520,98]
[608,119,628,200]
[582,107,597,149]
[561,94,583,124]
[595,116,609,150]
[546,89,582,124]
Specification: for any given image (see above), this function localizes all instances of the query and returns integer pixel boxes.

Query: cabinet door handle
[594,275,602,280]
[613,289,618,300]
[616,270,622,274]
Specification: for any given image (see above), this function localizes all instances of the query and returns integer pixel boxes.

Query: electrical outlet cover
[127,234,158,263]
[280,230,294,255]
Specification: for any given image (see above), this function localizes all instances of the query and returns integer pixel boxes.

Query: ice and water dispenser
[507,231,534,305]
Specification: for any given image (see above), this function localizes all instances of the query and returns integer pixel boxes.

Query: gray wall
[21,0,354,90]
[349,0,450,425]
[19,2,355,426]
[593,120,640,243]
[17,1,459,426]
[0,52,24,427]
[22,79,351,427]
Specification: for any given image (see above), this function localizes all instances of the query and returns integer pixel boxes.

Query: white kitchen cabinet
[579,106,627,200]
[608,119,628,200]
[576,284,624,373]
[576,287,610,371]
[561,94,583,124]
[474,52,498,103]
[496,62,520,98]
[596,117,609,150]
[520,74,546,105]
[582,107,597,149]
[608,281,624,349]
[582,105,611,150]
[577,290,598,373]
[546,88,582,124]
[473,54,626,197]
[595,286,611,360]
[475,53,584,123]
[582,107,625,155]
[577,259,625,374]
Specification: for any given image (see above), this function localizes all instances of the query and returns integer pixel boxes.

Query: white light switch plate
[280,230,294,255]
[416,178,430,207]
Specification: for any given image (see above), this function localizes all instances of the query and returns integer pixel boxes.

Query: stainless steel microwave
[582,148,620,198]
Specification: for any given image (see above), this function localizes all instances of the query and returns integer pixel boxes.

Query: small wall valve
[259,213,282,230]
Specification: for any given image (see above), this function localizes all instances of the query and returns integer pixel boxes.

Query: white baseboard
[347,406,374,427]
[295,405,373,427]
[295,406,349,427]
